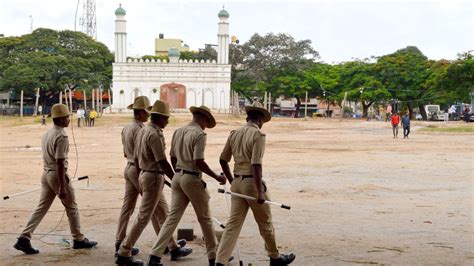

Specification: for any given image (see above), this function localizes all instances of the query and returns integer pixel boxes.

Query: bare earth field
[1,114,473,265]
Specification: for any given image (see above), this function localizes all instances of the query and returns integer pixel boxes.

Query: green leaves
[0,28,113,98]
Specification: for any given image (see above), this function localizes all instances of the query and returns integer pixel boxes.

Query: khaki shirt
[170,122,206,172]
[135,123,167,171]
[42,125,69,170]
[121,119,144,163]
[220,122,266,175]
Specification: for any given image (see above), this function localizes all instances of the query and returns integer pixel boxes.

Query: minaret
[217,7,230,64]
[114,4,127,63]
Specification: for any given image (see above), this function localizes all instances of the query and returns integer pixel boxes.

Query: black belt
[142,170,164,174]
[176,169,200,177]
[44,168,68,172]
[235,174,253,179]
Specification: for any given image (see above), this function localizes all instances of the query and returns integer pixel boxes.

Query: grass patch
[421,124,474,133]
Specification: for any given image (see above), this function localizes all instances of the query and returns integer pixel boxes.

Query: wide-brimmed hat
[127,96,151,110]
[245,101,271,123]
[189,105,216,128]
[51,104,71,118]
[146,100,171,117]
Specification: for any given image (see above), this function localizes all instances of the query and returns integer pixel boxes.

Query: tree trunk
[407,103,414,120]
[294,97,301,118]
[362,101,373,118]
[418,103,427,120]
[326,100,331,118]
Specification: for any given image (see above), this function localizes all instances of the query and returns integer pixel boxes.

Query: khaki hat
[127,96,151,110]
[146,100,171,117]
[189,105,216,128]
[245,101,271,123]
[51,104,71,118]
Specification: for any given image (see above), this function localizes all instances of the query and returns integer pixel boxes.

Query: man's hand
[214,173,226,185]
[257,191,265,204]
[58,186,67,199]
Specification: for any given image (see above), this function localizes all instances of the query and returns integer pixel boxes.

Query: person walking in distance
[13,104,97,255]
[391,112,400,138]
[401,113,411,139]
[147,105,227,266]
[76,105,85,127]
[89,109,97,127]
[215,101,296,266]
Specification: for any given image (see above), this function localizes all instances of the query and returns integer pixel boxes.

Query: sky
[1,0,473,63]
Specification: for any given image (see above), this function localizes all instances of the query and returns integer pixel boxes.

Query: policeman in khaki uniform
[115,96,151,256]
[117,100,192,266]
[14,104,97,254]
[215,102,296,266]
[148,106,227,266]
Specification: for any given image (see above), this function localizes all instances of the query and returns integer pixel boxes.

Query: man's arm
[56,159,67,199]
[251,164,265,204]
[220,159,233,184]
[171,156,177,170]
[195,159,226,184]
[158,159,175,180]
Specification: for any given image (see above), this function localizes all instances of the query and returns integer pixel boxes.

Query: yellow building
[155,33,189,56]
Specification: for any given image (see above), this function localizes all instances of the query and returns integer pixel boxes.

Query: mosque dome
[115,4,126,16]
[168,47,180,58]
[218,9,229,18]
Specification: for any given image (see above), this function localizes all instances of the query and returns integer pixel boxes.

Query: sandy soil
[0,114,473,265]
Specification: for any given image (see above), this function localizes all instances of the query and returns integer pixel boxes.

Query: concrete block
[177,224,194,241]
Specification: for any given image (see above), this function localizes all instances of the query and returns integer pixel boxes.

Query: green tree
[338,60,390,117]
[434,52,474,106]
[0,28,113,107]
[374,46,431,119]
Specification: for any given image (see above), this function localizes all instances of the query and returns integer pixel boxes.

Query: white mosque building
[111,5,231,112]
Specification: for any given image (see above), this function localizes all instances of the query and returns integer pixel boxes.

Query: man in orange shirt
[391,112,400,138]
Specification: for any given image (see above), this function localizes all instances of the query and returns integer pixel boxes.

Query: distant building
[112,5,231,112]
[155,34,189,56]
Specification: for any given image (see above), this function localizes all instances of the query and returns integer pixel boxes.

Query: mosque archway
[131,88,142,103]
[160,82,186,109]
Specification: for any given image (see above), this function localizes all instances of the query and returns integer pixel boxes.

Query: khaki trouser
[20,170,84,241]
[151,172,218,259]
[216,177,279,264]
[118,171,178,257]
[115,163,140,241]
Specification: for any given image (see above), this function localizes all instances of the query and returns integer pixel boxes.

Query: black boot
[115,240,139,256]
[116,255,143,266]
[164,239,187,254]
[72,237,97,249]
[270,253,296,266]
[14,237,39,254]
[170,247,193,261]
[210,256,233,266]
[147,255,163,266]
[209,258,216,266]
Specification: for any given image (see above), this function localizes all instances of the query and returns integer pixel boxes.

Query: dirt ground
[0,113,473,265]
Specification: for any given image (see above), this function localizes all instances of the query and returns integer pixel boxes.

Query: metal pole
[263,91,267,110]
[69,89,73,113]
[304,91,308,118]
[59,91,63,104]
[83,89,87,109]
[268,92,272,111]
[20,90,24,118]
[108,89,112,113]
[64,90,68,109]
[34,88,40,117]
[91,89,95,110]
